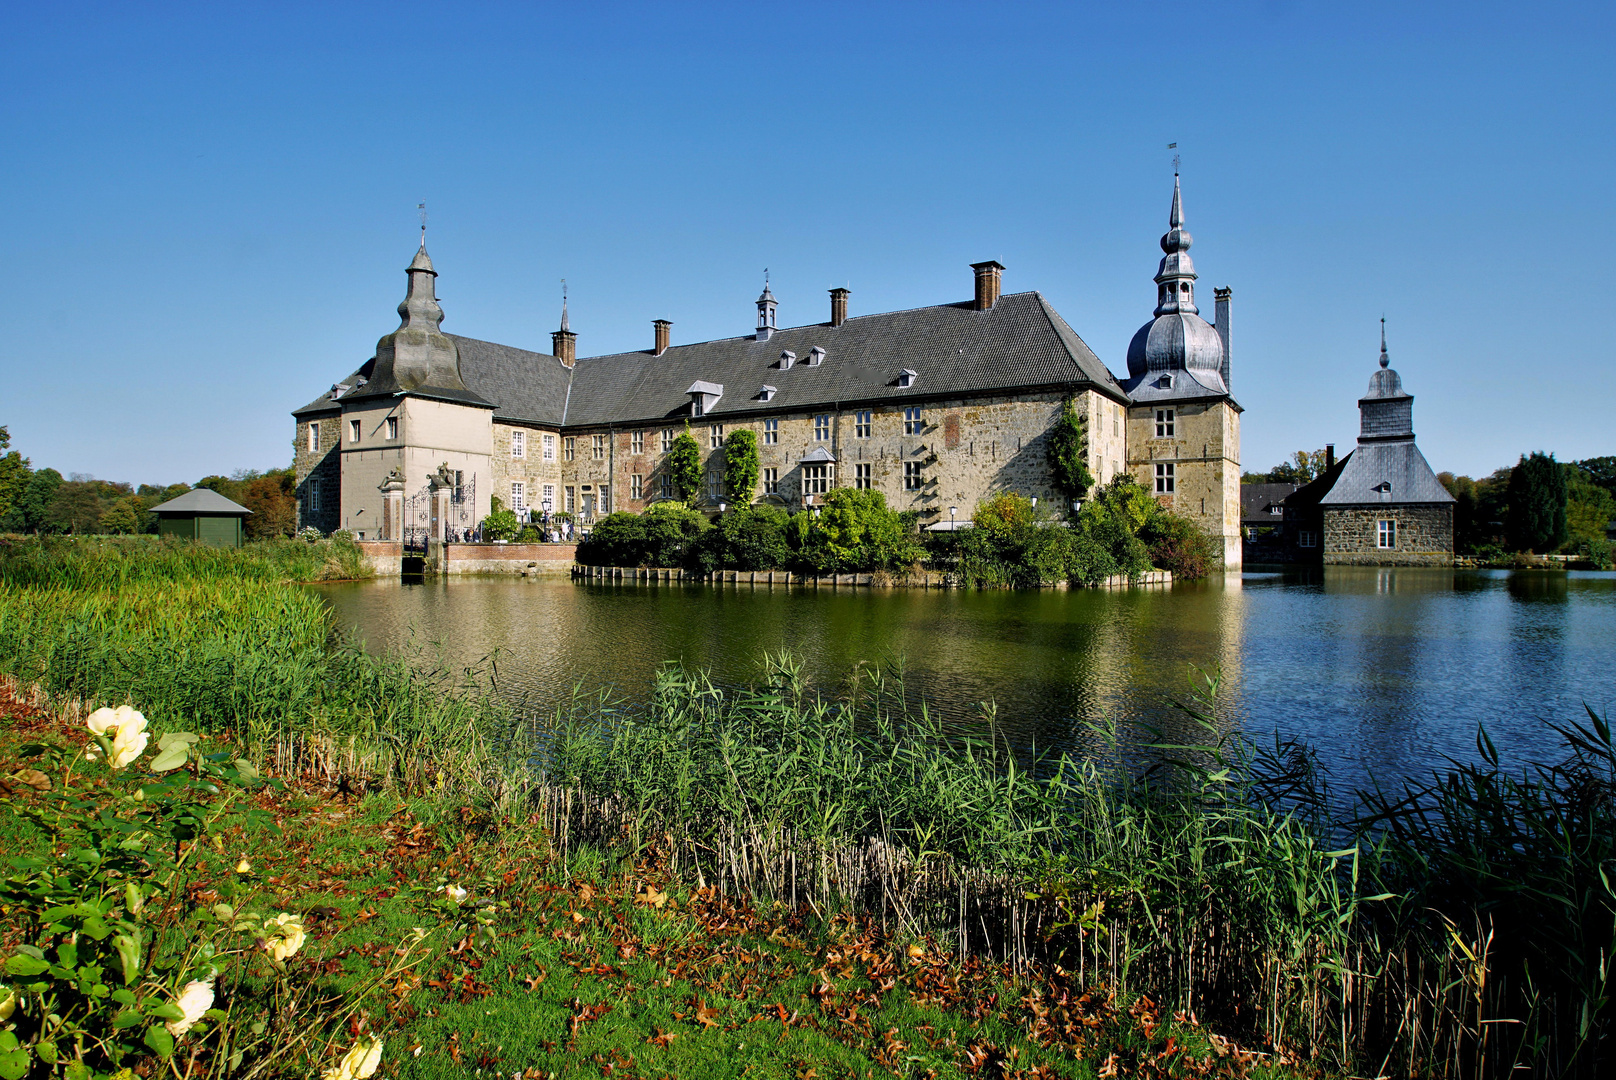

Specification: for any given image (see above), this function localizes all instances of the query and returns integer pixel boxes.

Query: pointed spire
[370,235,467,395]
[552,278,577,368]
[1379,317,1389,368]
[560,279,569,332]
[1169,173,1183,229]
[1153,174,1197,316]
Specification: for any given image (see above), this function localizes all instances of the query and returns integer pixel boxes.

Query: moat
[312,567,1616,791]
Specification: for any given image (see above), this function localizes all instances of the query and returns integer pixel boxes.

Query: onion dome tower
[1121,174,1231,401]
[367,238,478,397]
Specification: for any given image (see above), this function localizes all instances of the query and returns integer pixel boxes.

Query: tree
[0,426,32,526]
[1045,398,1094,501]
[1505,452,1568,553]
[1564,465,1615,551]
[242,468,297,539]
[723,429,760,504]
[1247,449,1329,485]
[665,428,703,504]
[480,507,520,541]
[11,468,62,533]
[45,480,108,535]
[1572,456,1616,495]
[98,495,144,535]
[798,488,923,573]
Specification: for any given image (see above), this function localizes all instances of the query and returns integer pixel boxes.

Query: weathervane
[417,201,427,246]
[1168,142,1179,174]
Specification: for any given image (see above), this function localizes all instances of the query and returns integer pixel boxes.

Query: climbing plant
[1046,397,1096,501]
[723,429,760,504]
[666,426,704,505]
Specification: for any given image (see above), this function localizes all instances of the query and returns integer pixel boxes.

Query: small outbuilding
[147,489,253,547]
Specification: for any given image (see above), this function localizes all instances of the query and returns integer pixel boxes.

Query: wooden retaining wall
[570,565,1173,589]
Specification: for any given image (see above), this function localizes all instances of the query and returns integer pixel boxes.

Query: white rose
[322,1038,383,1080]
[262,913,307,961]
[165,979,214,1037]
[108,715,150,769]
[445,884,468,904]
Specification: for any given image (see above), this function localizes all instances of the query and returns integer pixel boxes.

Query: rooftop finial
[1380,317,1389,368]
[417,201,427,249]
[1168,141,1179,175]
[560,278,569,332]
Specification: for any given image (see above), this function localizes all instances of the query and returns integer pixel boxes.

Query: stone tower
[1120,174,1243,570]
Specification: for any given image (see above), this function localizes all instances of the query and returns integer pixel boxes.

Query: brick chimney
[1213,287,1232,392]
[829,288,849,327]
[552,327,576,368]
[653,319,671,356]
[1325,444,1335,471]
[971,261,1004,311]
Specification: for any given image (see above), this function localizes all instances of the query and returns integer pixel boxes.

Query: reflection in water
[312,570,1616,791]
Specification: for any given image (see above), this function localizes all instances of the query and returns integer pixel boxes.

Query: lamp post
[949,506,957,530]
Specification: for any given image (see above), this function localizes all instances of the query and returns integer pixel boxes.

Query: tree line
[1243,444,1615,562]
[0,425,299,539]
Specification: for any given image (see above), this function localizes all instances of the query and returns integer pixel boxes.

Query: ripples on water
[311,568,1616,792]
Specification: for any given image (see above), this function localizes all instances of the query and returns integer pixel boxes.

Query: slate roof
[1241,483,1298,522]
[148,489,253,516]
[1318,439,1454,505]
[561,291,1126,427]
[293,290,1128,429]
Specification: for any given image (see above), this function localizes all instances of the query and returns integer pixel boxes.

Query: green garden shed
[147,489,253,547]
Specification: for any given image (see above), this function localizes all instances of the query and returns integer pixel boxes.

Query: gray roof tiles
[1317,440,1455,505]
[293,290,1132,430]
[149,489,253,515]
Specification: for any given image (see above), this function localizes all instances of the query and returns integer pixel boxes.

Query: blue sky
[3,1,1611,485]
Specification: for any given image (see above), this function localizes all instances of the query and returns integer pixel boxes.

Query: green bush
[687,504,791,573]
[722,429,760,504]
[1139,507,1215,580]
[574,503,711,567]
[480,508,520,542]
[793,489,923,574]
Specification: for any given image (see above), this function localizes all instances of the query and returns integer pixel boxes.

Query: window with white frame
[661,428,674,453]
[1377,519,1397,549]
[565,486,575,512]
[763,467,778,494]
[855,463,871,489]
[710,424,724,449]
[308,423,320,452]
[510,482,526,512]
[903,406,923,435]
[660,474,673,498]
[707,470,723,500]
[307,478,320,512]
[1298,530,1317,548]
[542,483,555,509]
[386,417,398,440]
[1155,462,1175,493]
[600,485,610,513]
[692,398,704,417]
[592,434,606,460]
[1155,409,1175,438]
[349,419,361,443]
[763,418,779,444]
[814,414,830,441]
[803,464,831,494]
[1113,408,1119,438]
[631,473,643,499]
[855,410,872,438]
[631,430,644,454]
[511,430,525,458]
[904,461,923,490]
[564,437,575,461]
[543,434,556,461]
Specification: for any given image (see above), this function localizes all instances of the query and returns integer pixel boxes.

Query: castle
[293,177,1244,569]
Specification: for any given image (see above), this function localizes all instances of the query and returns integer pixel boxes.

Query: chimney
[552,327,576,368]
[652,319,671,356]
[1325,444,1335,471]
[971,261,1004,311]
[1213,287,1232,392]
[829,288,849,327]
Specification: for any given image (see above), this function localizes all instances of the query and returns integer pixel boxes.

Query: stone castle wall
[293,413,343,533]
[1126,399,1242,569]
[1323,504,1453,566]
[545,389,1123,522]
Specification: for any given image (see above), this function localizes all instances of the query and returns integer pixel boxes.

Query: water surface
[312,568,1616,791]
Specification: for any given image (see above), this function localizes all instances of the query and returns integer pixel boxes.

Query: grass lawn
[0,683,1296,1080]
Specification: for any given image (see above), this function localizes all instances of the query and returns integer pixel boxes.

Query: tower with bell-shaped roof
[1121,172,1243,570]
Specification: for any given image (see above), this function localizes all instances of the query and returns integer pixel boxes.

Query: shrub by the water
[686,504,792,573]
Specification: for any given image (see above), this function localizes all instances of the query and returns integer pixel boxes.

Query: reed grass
[0,535,1608,1076]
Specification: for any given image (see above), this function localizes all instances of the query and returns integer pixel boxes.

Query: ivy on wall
[1046,397,1096,501]
[723,429,760,503]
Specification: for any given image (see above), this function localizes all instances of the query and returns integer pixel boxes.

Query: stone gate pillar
[378,469,405,541]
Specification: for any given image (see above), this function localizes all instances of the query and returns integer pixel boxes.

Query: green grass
[0,535,1611,1077]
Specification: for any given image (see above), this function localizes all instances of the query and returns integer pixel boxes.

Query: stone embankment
[571,564,1172,589]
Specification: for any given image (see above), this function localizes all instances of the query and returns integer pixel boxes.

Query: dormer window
[758,385,777,402]
[1156,374,1174,389]
[807,346,826,367]
[686,380,723,416]
[897,368,918,388]
[779,350,796,369]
